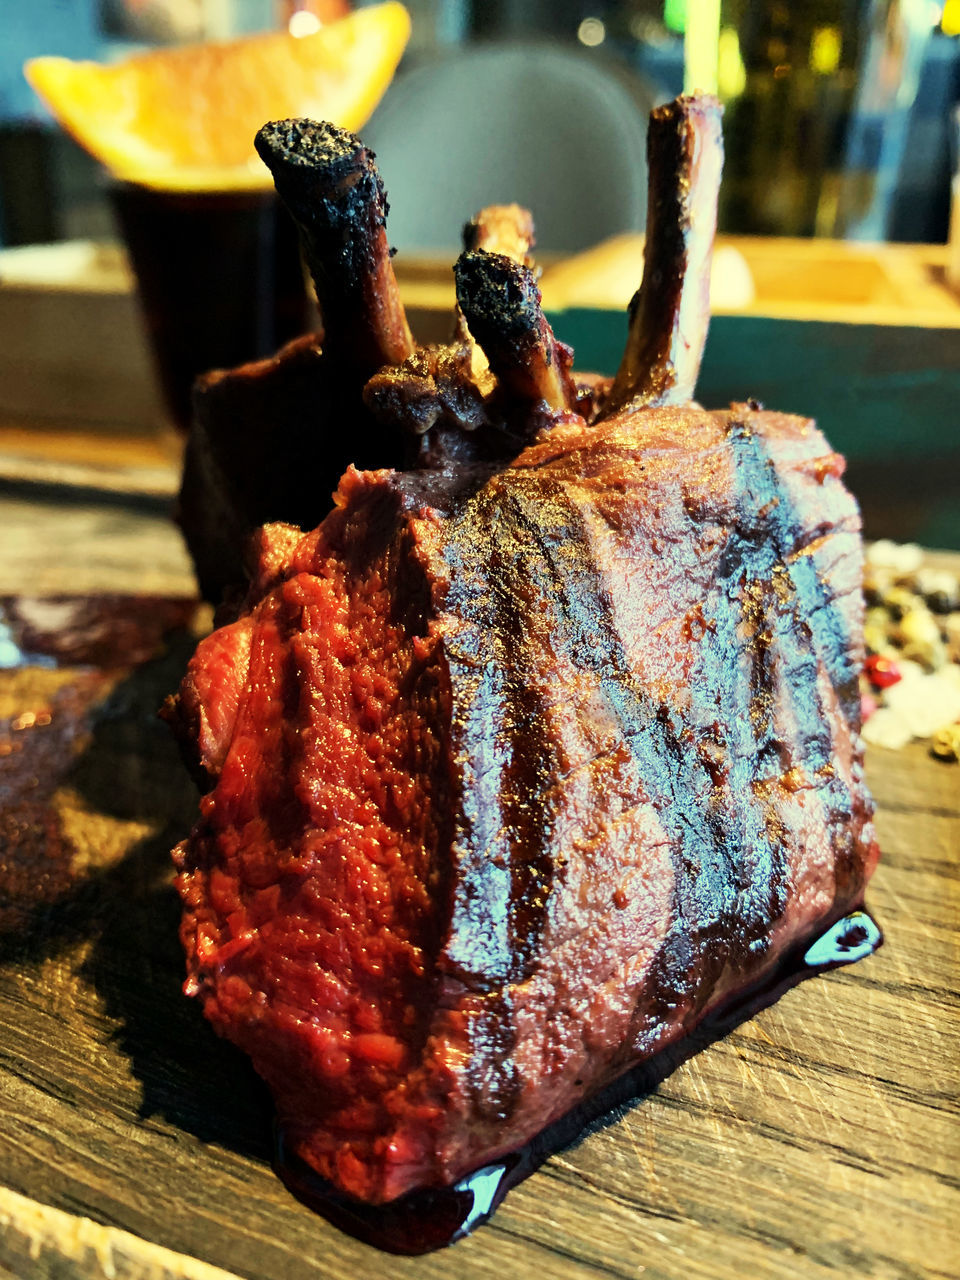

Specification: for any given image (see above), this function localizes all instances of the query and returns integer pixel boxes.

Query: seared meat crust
[172,403,877,1204]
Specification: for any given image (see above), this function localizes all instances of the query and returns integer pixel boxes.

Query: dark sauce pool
[274,909,882,1255]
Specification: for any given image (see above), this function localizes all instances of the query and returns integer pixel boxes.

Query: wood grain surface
[1,496,957,1280]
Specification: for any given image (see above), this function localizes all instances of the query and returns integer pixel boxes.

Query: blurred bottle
[716,0,865,236]
[833,0,937,239]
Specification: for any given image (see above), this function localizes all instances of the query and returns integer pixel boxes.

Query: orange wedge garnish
[25,2,410,192]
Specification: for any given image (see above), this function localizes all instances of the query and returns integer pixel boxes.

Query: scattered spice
[860,542,960,761]
[931,724,960,762]
[864,655,902,690]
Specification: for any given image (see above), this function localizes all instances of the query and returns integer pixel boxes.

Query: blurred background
[2,0,959,249]
[1,0,959,547]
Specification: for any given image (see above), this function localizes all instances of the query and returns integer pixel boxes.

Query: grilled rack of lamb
[167,96,880,1250]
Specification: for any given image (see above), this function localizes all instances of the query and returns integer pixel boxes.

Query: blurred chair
[363,41,659,254]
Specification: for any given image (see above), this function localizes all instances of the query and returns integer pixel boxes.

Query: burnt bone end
[255,118,385,233]
[455,251,544,342]
[256,118,365,176]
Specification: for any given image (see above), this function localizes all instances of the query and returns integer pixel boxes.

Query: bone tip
[454,250,542,339]
[462,204,536,254]
[255,118,367,177]
[650,93,723,129]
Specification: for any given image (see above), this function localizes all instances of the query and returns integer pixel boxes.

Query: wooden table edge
[0,1185,243,1280]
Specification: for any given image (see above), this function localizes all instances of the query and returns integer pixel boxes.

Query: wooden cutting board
[1,499,957,1280]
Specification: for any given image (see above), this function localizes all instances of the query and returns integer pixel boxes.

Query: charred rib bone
[454,250,575,413]
[255,119,414,378]
[455,204,536,348]
[365,206,545,442]
[603,95,723,415]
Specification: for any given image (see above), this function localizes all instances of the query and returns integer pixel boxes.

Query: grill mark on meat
[441,413,866,1080]
[726,415,860,724]
[441,466,768,1076]
[723,414,864,903]
[688,437,851,962]
[441,482,563,1121]
[501,478,759,998]
[633,457,844,1027]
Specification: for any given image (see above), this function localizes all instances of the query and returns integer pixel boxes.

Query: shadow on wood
[0,621,275,1165]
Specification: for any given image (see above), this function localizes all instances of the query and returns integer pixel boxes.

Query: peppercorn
[898,609,946,671]
[915,568,960,614]
[883,586,920,622]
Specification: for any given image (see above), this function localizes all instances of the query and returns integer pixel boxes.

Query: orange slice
[24,3,410,192]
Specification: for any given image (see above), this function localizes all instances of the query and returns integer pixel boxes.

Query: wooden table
[1,492,958,1280]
